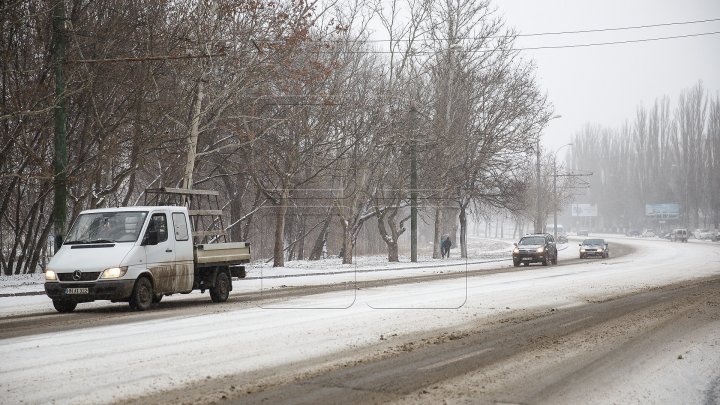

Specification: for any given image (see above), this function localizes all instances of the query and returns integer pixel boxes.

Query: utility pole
[409,103,418,262]
[553,143,573,240]
[535,139,542,233]
[52,0,68,252]
[535,115,562,234]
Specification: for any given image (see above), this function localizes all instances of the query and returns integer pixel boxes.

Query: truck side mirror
[142,230,159,246]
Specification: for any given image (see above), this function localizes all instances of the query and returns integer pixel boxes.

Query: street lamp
[535,114,562,233]
[553,143,573,240]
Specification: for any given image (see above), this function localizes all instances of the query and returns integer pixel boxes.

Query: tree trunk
[387,240,399,262]
[273,187,289,267]
[182,80,205,191]
[432,208,442,258]
[459,206,467,258]
[342,224,353,264]
[308,210,332,261]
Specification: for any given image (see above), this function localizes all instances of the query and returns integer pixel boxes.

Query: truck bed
[194,242,251,266]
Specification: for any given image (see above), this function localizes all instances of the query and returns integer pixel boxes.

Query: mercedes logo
[72,270,82,281]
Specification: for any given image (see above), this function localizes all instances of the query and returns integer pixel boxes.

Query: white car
[694,229,715,240]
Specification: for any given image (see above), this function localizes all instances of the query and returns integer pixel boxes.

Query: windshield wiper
[64,240,88,245]
[88,239,114,244]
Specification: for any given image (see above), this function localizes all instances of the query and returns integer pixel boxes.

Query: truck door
[143,212,176,294]
[170,211,194,291]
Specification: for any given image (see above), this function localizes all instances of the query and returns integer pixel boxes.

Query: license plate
[522,257,532,261]
[65,288,88,294]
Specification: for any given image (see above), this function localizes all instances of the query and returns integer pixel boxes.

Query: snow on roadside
[0,236,516,296]
[0,273,45,295]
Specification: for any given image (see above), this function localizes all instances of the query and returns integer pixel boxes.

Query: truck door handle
[165,249,173,253]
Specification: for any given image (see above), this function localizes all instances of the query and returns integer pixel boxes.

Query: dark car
[513,233,558,267]
[579,238,609,259]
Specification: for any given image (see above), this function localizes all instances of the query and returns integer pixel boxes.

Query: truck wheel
[513,260,520,267]
[210,272,230,303]
[53,299,77,313]
[129,277,153,311]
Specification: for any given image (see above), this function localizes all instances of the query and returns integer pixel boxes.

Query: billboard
[571,203,597,217]
[645,203,680,219]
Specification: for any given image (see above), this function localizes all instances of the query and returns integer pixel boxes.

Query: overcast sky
[495,0,720,152]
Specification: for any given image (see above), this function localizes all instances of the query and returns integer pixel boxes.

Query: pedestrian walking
[441,235,452,259]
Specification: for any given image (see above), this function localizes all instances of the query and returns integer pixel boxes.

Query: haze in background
[496,0,720,151]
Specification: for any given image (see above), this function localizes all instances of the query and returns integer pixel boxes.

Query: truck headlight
[536,247,544,253]
[100,266,128,279]
[45,270,57,281]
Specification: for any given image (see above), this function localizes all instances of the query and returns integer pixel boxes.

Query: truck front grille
[58,271,101,282]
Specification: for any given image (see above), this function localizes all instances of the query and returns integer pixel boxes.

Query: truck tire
[129,277,153,311]
[210,271,230,303]
[53,299,77,313]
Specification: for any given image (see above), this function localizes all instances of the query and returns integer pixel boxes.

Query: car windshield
[519,237,545,245]
[65,211,148,244]
[583,239,605,245]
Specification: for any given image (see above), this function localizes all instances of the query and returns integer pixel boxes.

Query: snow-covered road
[1,236,719,404]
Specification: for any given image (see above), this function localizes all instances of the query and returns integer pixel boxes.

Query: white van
[670,228,688,243]
[45,206,250,312]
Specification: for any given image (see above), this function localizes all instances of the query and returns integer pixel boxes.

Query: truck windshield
[65,211,148,244]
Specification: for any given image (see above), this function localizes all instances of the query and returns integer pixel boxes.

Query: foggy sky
[496,0,720,152]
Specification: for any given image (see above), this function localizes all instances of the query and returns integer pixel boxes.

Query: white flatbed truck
[45,202,250,312]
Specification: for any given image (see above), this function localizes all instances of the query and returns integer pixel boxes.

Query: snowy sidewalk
[0,237,519,297]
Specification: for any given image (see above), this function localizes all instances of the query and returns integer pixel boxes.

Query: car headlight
[597,248,604,252]
[100,266,128,279]
[513,248,520,254]
[536,247,544,253]
[580,248,586,252]
[45,270,57,281]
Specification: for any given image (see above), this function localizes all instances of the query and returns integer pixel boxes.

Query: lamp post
[410,102,418,262]
[553,143,573,240]
[535,114,562,234]
[535,139,541,233]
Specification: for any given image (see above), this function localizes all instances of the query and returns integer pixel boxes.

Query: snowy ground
[1,235,719,404]
[0,236,514,298]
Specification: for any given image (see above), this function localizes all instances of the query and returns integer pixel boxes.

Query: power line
[60,20,720,64]
[515,17,720,38]
[516,30,720,51]
[299,30,720,54]
[259,17,720,44]
[66,53,226,64]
